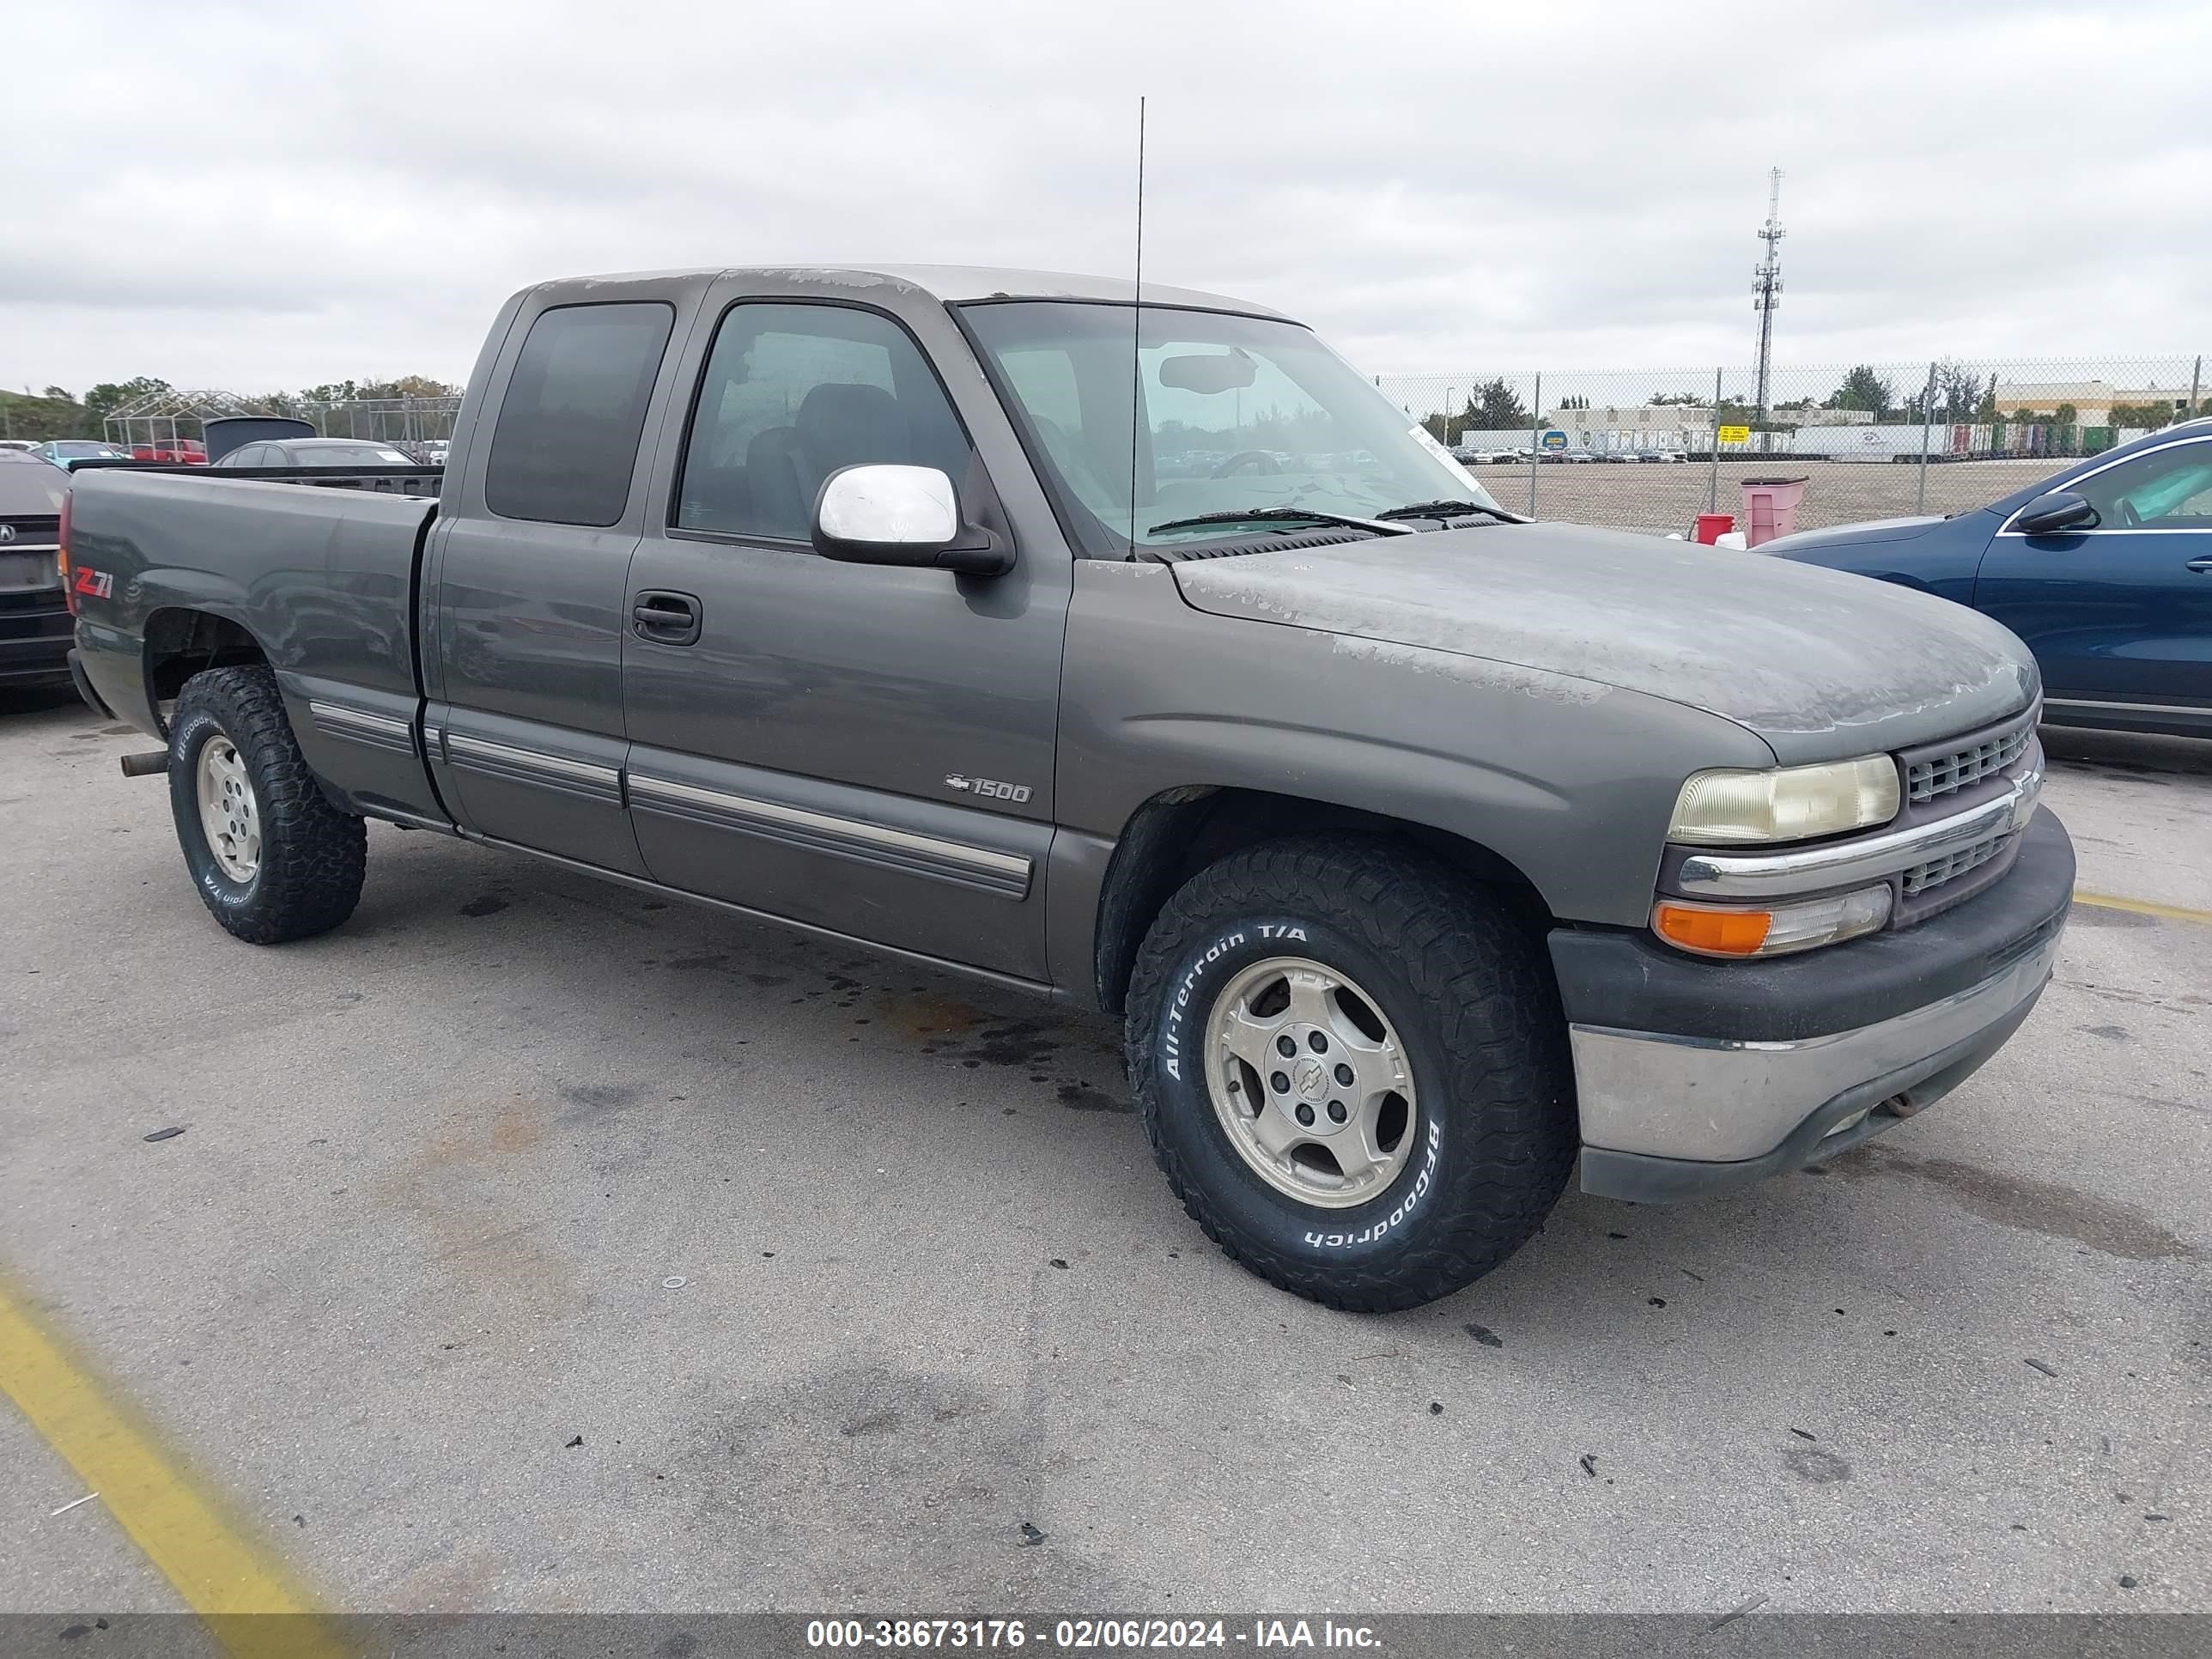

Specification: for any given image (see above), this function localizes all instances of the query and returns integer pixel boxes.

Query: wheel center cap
[1291,1055,1328,1103]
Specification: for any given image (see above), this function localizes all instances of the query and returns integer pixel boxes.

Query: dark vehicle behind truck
[0,453,70,690]
[64,265,2071,1311]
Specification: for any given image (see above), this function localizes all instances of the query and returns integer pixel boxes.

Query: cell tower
[1752,168,1784,442]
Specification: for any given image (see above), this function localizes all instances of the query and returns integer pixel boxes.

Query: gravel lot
[2,685,2206,1620]
[1503,458,2058,535]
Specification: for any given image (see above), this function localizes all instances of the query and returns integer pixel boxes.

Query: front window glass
[962,301,1498,556]
[674,302,971,543]
[2075,441,2212,528]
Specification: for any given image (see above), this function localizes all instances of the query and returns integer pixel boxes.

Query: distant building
[1990,381,2195,424]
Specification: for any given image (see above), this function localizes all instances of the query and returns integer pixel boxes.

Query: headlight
[1668,756,1900,845]
[1653,884,1893,958]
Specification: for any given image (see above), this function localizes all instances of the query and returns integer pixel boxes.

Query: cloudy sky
[5,0,2209,398]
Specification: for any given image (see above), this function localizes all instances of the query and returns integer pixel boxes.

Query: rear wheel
[168,665,366,944]
[1126,836,1576,1312]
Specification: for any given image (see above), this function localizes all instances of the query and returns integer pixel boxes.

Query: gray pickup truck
[64,265,2072,1311]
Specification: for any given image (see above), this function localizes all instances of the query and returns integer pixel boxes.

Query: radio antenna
[1127,94,1146,553]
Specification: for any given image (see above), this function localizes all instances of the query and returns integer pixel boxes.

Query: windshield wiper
[1375,499,1515,522]
[1146,507,1415,538]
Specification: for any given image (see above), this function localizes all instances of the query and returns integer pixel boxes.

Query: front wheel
[168,665,366,944]
[1126,836,1576,1312]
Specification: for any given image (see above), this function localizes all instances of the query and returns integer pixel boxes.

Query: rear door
[421,282,702,872]
[617,282,1069,980]
[1978,434,2212,726]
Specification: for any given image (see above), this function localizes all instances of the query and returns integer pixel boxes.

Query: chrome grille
[1902,833,2009,896]
[1907,725,2031,803]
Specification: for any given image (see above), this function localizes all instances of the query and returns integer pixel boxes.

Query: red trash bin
[1694,512,1735,544]
[1739,477,1808,547]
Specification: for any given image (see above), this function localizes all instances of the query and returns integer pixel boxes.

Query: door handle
[631,591,702,645]
[2186,558,2212,574]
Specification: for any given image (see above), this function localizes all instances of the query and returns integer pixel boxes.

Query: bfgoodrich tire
[168,665,366,944]
[1126,836,1575,1312]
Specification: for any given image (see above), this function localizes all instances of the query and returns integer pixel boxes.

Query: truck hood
[1168,522,2038,763]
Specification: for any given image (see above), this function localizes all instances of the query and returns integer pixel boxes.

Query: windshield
[961,301,1500,556]
[51,442,125,457]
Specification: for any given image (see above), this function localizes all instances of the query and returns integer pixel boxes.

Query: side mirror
[811,464,1012,576]
[2014,489,2099,537]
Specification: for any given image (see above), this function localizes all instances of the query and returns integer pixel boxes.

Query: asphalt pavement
[2,687,2205,1620]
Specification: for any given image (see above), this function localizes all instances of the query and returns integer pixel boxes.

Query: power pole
[1752,167,1784,453]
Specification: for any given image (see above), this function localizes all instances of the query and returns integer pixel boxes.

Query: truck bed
[67,468,445,819]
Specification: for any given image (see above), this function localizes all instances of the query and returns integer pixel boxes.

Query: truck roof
[547,264,1289,319]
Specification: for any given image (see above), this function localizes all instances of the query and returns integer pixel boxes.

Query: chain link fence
[1379,356,2209,538]
[98,394,465,458]
[298,396,463,447]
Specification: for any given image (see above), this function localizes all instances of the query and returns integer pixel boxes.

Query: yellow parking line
[0,1278,348,1659]
[2074,889,2212,927]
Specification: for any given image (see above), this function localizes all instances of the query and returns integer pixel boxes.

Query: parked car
[0,439,40,453]
[1766,419,2212,738]
[214,437,419,468]
[0,453,71,689]
[31,440,133,471]
[131,439,207,465]
[65,264,2069,1312]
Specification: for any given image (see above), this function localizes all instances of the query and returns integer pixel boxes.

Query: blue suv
[1765,421,2212,738]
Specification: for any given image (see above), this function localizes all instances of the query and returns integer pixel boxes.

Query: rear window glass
[300,445,412,466]
[485,301,674,526]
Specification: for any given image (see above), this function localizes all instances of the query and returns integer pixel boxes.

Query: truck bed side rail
[66,460,444,498]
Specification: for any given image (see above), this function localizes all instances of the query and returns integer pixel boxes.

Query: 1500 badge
[945,774,1032,804]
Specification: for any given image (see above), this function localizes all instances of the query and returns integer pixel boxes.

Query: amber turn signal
[1652,884,1893,959]
[1653,902,1772,957]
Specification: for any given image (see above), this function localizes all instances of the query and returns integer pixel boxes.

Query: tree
[2111,400,2185,431]
[0,388,101,441]
[1822,365,1895,418]
[1555,393,1589,410]
[1649,392,1705,406]
[1903,361,1984,424]
[1462,377,1529,433]
[83,376,173,426]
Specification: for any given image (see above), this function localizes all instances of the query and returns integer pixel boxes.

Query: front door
[1978,434,2212,724]
[619,294,1068,979]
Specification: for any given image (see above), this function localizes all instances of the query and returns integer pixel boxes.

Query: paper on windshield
[1410,424,1486,491]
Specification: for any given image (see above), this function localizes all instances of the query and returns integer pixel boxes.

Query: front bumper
[1555,808,2074,1202]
